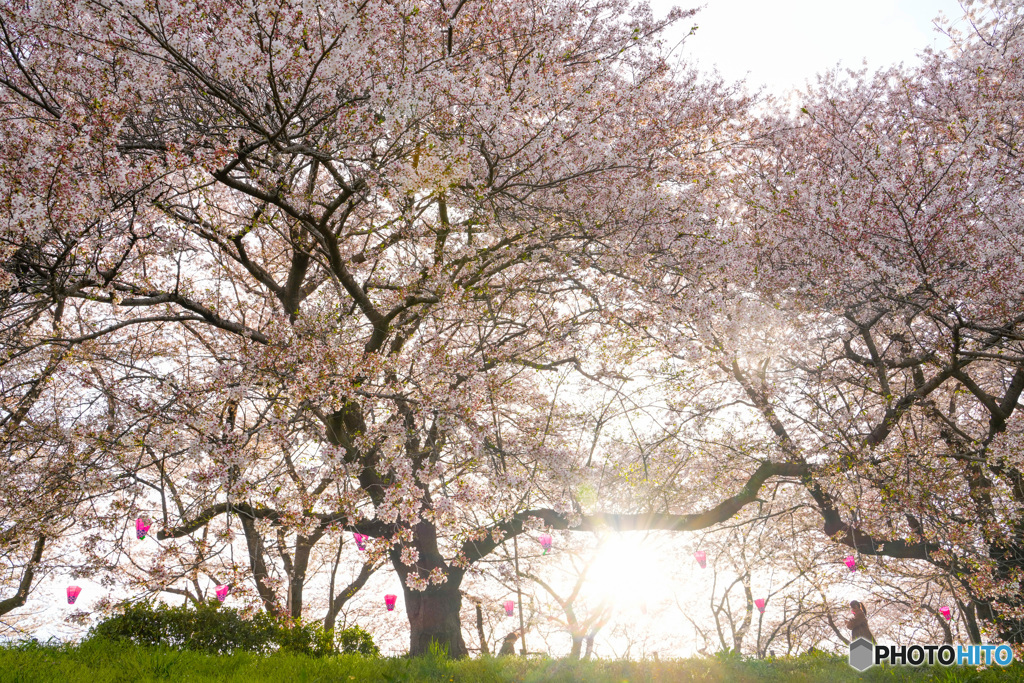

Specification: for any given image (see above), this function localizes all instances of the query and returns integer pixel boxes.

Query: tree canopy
[1,0,1022,657]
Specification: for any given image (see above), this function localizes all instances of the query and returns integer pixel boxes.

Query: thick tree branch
[324,559,380,632]
[461,460,805,563]
[0,534,45,617]
[156,502,392,540]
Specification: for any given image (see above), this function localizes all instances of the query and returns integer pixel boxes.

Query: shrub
[89,600,377,657]
[336,624,380,656]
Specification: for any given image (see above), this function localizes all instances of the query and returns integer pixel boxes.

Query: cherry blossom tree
[556,0,1024,651]
[723,0,1024,644]
[0,0,756,655]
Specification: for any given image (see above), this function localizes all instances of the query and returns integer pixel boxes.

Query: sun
[587,533,674,611]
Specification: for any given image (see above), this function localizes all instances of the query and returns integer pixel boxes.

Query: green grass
[1,639,1022,682]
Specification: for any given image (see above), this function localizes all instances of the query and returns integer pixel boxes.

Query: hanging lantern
[136,517,151,540]
[66,585,81,605]
[353,533,367,551]
[504,600,515,617]
[215,585,230,601]
[385,594,398,612]
[754,598,766,614]
[940,606,952,621]
[844,556,856,573]
[694,550,707,569]
[539,534,552,554]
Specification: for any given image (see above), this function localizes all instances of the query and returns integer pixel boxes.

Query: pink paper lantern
[845,555,856,572]
[215,584,230,601]
[66,585,81,605]
[694,550,707,569]
[385,594,398,612]
[504,600,515,617]
[539,534,552,554]
[754,598,766,614]
[353,533,367,551]
[940,606,952,621]
[136,518,151,540]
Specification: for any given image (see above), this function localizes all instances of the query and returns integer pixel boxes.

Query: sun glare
[588,534,674,611]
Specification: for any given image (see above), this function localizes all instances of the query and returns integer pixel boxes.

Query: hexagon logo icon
[848,638,875,671]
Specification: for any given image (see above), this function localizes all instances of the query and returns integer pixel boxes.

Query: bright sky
[652,0,966,93]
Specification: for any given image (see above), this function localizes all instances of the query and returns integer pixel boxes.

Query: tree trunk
[391,519,468,657]
[404,581,468,657]
[240,515,281,613]
[569,633,584,659]
[959,598,982,645]
[285,535,315,618]
[474,602,490,656]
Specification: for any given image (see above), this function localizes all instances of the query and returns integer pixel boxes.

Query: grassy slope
[1,640,1022,683]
